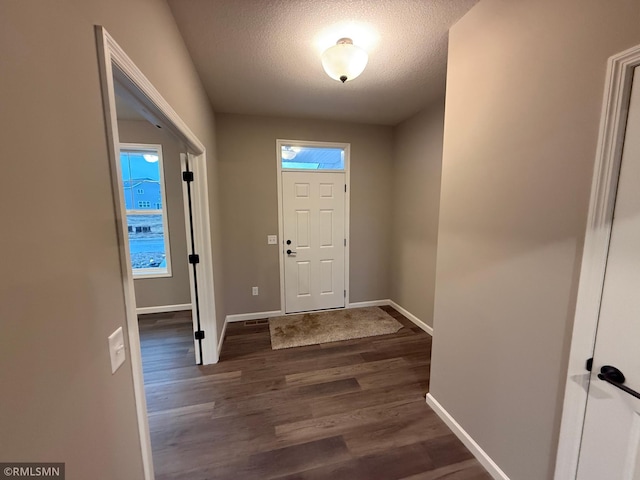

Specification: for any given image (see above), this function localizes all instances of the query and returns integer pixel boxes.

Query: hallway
[139,308,490,479]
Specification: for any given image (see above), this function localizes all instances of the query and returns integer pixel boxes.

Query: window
[120,144,171,278]
[280,144,345,170]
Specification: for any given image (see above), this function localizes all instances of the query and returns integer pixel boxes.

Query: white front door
[282,171,346,313]
[577,67,640,479]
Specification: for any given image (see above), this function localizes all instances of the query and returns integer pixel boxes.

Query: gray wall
[0,1,223,478]
[216,113,393,315]
[118,120,191,309]
[390,102,445,327]
[430,1,640,479]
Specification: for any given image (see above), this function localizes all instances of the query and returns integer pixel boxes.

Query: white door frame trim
[95,26,220,480]
[179,151,218,365]
[555,43,640,479]
[276,139,351,315]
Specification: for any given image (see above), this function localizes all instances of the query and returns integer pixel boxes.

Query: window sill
[133,269,172,279]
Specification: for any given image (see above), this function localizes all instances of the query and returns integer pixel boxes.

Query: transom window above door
[280,144,345,171]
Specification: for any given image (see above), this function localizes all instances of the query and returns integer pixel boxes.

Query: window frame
[120,142,172,279]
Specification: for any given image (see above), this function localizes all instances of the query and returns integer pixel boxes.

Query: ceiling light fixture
[321,38,368,83]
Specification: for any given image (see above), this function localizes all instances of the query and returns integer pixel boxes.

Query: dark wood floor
[139,307,490,480]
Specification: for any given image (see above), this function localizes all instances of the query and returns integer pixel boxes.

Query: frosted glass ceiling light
[321,38,368,83]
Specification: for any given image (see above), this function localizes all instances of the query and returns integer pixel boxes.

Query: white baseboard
[136,303,192,315]
[388,300,433,336]
[426,394,509,480]
[225,310,282,323]
[347,299,389,308]
[217,318,228,356]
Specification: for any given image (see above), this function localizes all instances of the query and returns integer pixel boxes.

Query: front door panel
[282,172,345,313]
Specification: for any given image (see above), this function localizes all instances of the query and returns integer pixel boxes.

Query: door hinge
[194,330,205,340]
[344,290,346,298]
[586,357,593,372]
[344,238,346,247]
[344,184,347,192]
[182,171,194,182]
[188,254,200,264]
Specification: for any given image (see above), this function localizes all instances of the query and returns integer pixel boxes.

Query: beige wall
[430,1,640,479]
[390,102,444,326]
[0,1,223,478]
[216,113,393,315]
[118,120,191,309]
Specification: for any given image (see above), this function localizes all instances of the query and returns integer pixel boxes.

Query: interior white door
[282,171,345,313]
[577,67,640,479]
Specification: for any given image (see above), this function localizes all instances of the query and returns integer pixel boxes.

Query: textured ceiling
[167,0,478,125]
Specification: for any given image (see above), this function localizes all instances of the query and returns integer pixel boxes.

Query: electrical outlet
[267,235,277,245]
[252,286,259,296]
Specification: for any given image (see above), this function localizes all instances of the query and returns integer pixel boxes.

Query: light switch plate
[267,235,277,245]
[108,326,126,374]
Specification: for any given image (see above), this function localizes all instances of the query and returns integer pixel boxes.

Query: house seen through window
[120,144,171,277]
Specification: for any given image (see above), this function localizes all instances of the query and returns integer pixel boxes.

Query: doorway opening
[96,26,219,480]
[114,98,207,365]
[276,140,351,314]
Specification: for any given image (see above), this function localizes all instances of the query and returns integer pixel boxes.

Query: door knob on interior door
[598,365,640,400]
[286,249,297,256]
